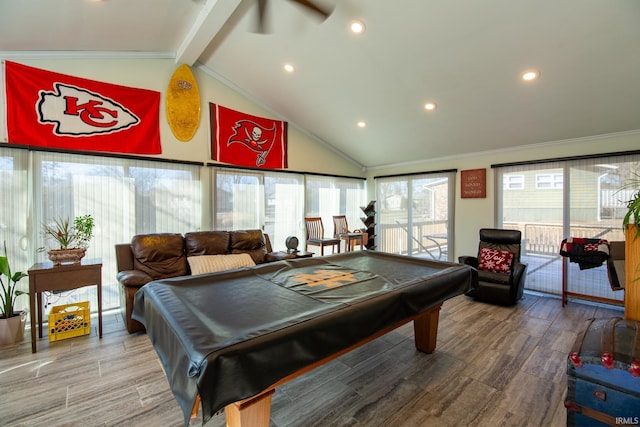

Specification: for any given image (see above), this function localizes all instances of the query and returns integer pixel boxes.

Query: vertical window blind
[304,175,366,242]
[1,145,367,316]
[33,151,202,313]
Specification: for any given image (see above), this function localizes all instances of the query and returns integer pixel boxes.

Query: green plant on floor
[42,214,95,250]
[0,241,28,319]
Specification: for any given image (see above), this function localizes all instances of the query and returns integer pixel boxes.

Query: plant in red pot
[0,241,28,346]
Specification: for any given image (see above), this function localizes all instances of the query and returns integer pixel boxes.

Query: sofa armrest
[458,255,479,268]
[263,233,274,253]
[117,270,153,288]
[115,243,134,272]
[511,262,527,286]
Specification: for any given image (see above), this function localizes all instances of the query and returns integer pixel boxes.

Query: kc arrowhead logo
[37,83,140,136]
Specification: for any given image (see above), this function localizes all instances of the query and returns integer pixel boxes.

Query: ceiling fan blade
[288,0,332,20]
[256,0,268,33]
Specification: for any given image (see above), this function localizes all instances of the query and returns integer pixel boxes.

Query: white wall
[365,131,640,259]
[0,56,363,177]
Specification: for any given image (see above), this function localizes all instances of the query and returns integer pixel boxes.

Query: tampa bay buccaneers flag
[4,61,161,154]
[211,103,287,169]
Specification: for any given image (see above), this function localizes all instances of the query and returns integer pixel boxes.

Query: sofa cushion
[185,231,230,256]
[187,253,256,275]
[230,229,268,264]
[131,233,188,280]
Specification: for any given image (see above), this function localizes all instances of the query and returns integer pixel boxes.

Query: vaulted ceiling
[1,0,639,169]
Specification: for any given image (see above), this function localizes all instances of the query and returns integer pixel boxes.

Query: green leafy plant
[42,214,95,250]
[0,241,28,319]
[73,214,95,249]
[620,172,640,239]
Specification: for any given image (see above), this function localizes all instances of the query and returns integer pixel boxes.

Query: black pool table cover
[132,251,473,425]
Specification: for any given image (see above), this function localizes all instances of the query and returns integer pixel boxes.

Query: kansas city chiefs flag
[4,61,161,154]
[211,103,287,169]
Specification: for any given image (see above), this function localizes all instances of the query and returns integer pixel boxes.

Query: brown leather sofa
[116,229,289,333]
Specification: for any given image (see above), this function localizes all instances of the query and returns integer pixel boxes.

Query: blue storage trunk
[565,317,640,426]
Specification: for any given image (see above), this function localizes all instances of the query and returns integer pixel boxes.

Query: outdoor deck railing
[503,223,625,256]
[378,220,448,258]
[377,220,625,305]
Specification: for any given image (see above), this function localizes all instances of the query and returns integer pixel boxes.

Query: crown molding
[366,129,640,171]
[0,51,175,60]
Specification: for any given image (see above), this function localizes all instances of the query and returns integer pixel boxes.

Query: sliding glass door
[304,176,366,250]
[213,169,305,252]
[214,170,264,231]
[375,172,455,260]
[32,151,202,313]
[496,153,639,303]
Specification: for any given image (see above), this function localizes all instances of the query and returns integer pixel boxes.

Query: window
[503,174,524,190]
[2,144,366,317]
[496,153,640,305]
[375,171,455,261]
[213,168,364,252]
[0,147,29,314]
[305,175,365,242]
[32,151,202,313]
[214,170,264,230]
[536,173,563,189]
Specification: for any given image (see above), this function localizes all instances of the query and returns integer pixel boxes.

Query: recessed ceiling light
[424,102,437,111]
[521,69,540,81]
[357,121,366,128]
[283,63,295,73]
[350,20,365,34]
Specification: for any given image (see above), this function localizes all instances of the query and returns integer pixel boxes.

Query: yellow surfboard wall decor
[166,64,201,142]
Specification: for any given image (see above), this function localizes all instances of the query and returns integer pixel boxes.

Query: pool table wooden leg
[219,304,442,427]
[413,304,441,353]
[225,389,275,427]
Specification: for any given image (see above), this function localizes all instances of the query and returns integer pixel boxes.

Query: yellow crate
[48,301,91,342]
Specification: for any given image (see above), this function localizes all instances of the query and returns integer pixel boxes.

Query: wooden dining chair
[305,217,340,255]
[333,215,364,252]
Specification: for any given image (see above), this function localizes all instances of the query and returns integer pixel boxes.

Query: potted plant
[618,172,640,321]
[0,241,28,346]
[41,214,95,265]
[621,172,640,239]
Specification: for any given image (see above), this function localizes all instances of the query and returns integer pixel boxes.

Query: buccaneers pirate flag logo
[211,103,288,169]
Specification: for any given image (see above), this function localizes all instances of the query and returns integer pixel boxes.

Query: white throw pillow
[187,253,256,275]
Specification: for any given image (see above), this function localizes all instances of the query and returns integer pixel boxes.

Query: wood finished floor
[0,293,624,427]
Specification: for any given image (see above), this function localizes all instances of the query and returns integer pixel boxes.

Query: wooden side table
[281,251,314,259]
[268,251,314,261]
[28,258,102,353]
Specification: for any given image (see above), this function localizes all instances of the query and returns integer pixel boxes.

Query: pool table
[133,250,474,426]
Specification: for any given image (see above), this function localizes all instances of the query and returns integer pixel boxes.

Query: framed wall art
[461,168,486,198]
